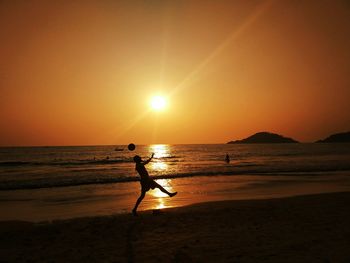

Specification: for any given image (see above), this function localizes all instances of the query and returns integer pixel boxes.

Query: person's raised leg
[154,182,177,197]
[132,191,145,216]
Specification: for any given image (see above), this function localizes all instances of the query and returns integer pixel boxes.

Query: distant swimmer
[132,153,177,216]
[225,154,230,164]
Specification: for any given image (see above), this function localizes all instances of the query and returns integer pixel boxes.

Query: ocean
[1,144,350,190]
[1,144,350,221]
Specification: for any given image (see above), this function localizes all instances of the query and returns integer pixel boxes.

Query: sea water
[1,143,350,190]
[1,144,350,221]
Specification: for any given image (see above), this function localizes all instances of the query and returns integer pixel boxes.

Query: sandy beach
[1,191,350,263]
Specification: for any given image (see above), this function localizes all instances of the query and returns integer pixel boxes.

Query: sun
[150,96,167,111]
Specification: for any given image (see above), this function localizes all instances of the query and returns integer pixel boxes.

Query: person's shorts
[141,178,157,192]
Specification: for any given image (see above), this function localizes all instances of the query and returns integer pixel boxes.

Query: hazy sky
[1,0,349,146]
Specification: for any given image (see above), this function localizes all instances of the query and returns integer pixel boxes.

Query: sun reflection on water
[151,162,168,171]
[149,144,170,171]
[149,144,170,158]
[150,179,174,209]
[148,145,175,210]
[151,179,173,197]
[156,199,166,210]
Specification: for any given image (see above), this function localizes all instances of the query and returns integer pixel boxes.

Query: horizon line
[0,141,330,148]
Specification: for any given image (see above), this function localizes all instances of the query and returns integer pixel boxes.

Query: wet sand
[1,191,350,262]
[2,173,350,222]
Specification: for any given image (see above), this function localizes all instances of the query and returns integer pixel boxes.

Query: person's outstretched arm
[143,153,154,165]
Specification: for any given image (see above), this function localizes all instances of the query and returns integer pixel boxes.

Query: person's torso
[135,163,149,181]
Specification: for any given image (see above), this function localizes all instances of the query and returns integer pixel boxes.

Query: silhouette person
[225,154,230,164]
[132,153,177,216]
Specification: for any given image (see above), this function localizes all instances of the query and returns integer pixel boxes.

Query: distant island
[316,131,350,143]
[227,132,298,144]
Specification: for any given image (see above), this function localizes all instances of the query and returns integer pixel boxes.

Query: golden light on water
[156,199,166,210]
[150,144,169,170]
[150,179,175,210]
[149,144,170,158]
[151,179,174,197]
[147,145,174,208]
[152,162,168,171]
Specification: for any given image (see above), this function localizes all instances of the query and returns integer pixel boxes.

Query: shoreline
[1,191,350,262]
[2,173,350,222]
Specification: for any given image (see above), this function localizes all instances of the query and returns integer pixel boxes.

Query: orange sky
[1,0,349,146]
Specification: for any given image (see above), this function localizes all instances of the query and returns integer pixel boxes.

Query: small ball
[128,143,136,151]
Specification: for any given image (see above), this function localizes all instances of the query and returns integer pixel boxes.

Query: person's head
[133,155,142,163]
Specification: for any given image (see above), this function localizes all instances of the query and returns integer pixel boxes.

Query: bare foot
[169,192,177,197]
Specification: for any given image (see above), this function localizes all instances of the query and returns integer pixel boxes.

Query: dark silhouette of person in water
[132,153,177,216]
[225,154,230,164]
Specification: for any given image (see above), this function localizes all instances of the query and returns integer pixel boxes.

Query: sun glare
[150,96,166,111]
